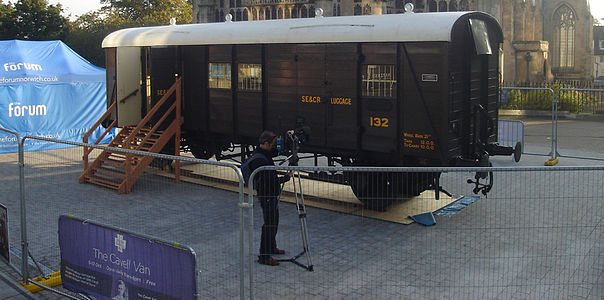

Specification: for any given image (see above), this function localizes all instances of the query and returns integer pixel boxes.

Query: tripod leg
[296,172,313,270]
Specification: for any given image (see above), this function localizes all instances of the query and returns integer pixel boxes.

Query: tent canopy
[0,40,105,85]
[0,40,112,153]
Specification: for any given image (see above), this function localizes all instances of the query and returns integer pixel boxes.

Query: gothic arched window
[354,4,362,15]
[301,5,308,18]
[292,6,298,18]
[243,9,248,20]
[236,9,242,20]
[459,0,469,11]
[428,0,437,12]
[554,5,576,68]
[438,0,447,12]
[449,0,457,11]
[363,4,371,15]
[271,7,277,19]
[252,7,257,20]
[310,6,315,17]
[278,7,283,19]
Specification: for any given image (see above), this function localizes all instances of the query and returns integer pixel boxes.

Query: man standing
[249,130,291,266]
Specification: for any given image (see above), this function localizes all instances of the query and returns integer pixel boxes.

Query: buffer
[79,78,182,193]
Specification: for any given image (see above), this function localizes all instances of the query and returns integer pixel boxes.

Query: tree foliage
[100,0,192,27]
[0,0,69,40]
[67,0,192,66]
[0,0,192,66]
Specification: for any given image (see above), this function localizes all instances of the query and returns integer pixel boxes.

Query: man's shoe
[272,248,285,255]
[258,256,280,266]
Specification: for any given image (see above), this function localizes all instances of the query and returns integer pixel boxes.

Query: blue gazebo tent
[0,40,114,153]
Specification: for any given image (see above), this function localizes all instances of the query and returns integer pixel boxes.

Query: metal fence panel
[498,119,524,152]
[11,137,246,299]
[554,88,604,161]
[248,165,604,299]
[500,87,555,157]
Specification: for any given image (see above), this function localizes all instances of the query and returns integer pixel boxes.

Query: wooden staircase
[79,78,182,194]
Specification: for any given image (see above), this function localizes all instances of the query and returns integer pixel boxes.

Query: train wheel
[347,172,403,211]
[190,148,213,160]
[347,172,436,210]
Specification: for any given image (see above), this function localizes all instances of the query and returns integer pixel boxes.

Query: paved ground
[1,117,603,299]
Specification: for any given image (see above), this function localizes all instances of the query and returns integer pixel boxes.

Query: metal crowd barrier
[500,87,556,160]
[0,135,246,299]
[247,164,604,299]
[1,132,604,299]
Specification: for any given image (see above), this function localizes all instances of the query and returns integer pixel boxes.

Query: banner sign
[0,83,114,153]
[58,216,197,300]
[0,203,8,263]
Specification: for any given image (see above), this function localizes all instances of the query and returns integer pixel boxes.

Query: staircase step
[85,176,121,189]
[95,167,126,178]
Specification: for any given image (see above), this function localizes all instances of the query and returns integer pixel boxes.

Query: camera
[276,126,310,165]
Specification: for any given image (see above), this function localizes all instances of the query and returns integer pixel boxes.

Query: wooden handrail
[83,100,117,171]
[120,78,181,151]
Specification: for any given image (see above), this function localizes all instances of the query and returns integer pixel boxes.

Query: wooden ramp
[158,161,462,225]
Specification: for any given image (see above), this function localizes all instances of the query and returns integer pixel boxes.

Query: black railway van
[102,11,520,206]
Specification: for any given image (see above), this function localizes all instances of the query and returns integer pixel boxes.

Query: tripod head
[287,133,300,166]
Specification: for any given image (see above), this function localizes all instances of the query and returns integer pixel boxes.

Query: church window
[554,5,575,68]
[301,6,308,17]
[460,0,469,11]
[599,40,604,50]
[449,0,457,11]
[292,6,299,18]
[278,7,283,19]
[229,0,234,8]
[438,0,447,12]
[363,4,371,15]
[396,0,403,9]
[310,6,316,17]
[354,4,362,15]
[428,0,437,12]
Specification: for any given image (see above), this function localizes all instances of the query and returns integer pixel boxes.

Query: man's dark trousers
[259,196,279,257]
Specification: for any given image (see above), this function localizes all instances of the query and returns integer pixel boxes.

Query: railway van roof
[102,11,501,48]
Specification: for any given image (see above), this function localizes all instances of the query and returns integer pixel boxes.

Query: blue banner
[0,83,114,152]
[58,216,197,300]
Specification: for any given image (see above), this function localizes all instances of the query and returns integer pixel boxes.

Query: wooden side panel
[400,42,449,164]
[360,43,397,153]
[235,45,263,138]
[182,46,208,131]
[266,44,298,135]
[295,44,326,147]
[149,47,178,128]
[325,44,358,150]
[208,45,233,135]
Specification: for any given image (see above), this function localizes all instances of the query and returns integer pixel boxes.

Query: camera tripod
[277,135,313,271]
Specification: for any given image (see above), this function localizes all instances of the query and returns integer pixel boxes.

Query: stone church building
[193,0,594,82]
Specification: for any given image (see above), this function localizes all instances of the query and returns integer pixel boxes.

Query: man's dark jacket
[248,148,289,198]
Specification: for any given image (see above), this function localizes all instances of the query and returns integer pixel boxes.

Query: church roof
[102,11,500,48]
